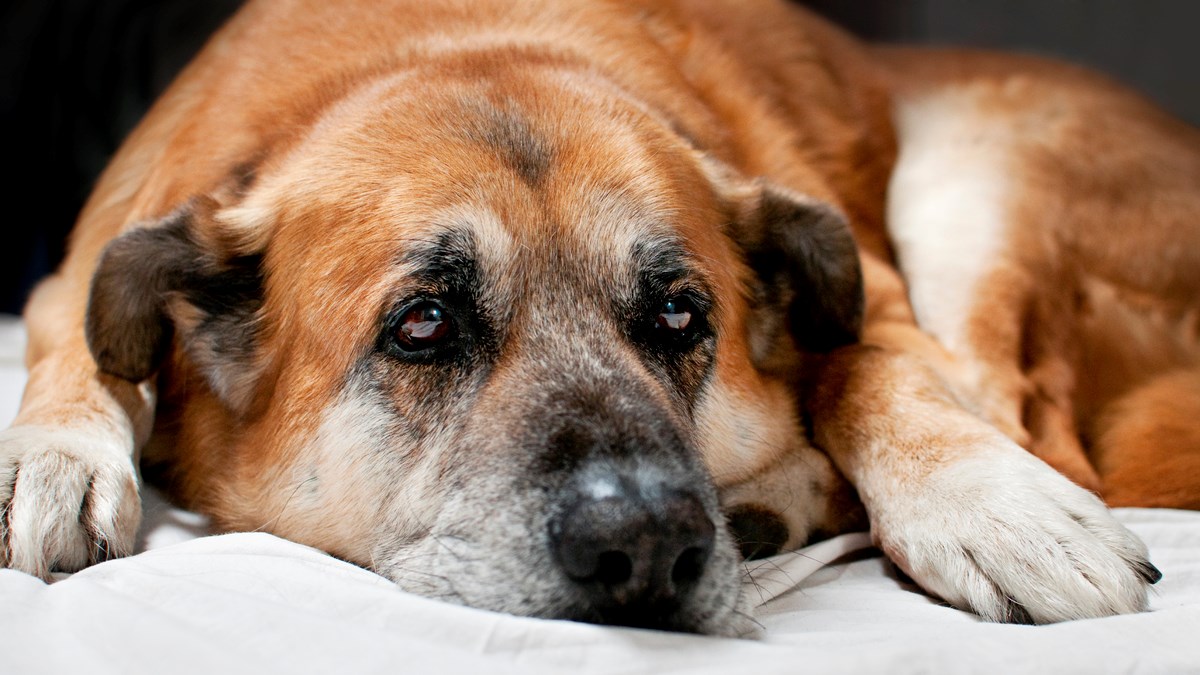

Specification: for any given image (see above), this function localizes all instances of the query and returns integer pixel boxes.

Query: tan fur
[1092,370,1200,509]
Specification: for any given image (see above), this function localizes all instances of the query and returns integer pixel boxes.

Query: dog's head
[85,60,863,634]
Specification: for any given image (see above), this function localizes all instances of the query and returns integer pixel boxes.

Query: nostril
[671,546,708,586]
[595,550,633,585]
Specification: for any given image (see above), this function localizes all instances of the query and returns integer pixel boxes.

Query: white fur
[864,430,1152,623]
[887,90,1013,357]
[261,389,447,564]
[438,204,514,278]
[0,426,141,579]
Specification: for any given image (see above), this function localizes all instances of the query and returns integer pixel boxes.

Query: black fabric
[2,0,1193,315]
[1,0,242,314]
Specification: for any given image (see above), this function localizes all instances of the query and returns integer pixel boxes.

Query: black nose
[551,486,715,628]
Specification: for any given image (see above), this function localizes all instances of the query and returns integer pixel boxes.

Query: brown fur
[3,0,1195,627]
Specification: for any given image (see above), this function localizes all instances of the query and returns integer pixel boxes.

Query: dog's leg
[884,85,1101,491]
[1091,368,1200,509]
[0,273,153,579]
[1074,277,1200,508]
[802,253,1157,623]
[806,339,1159,623]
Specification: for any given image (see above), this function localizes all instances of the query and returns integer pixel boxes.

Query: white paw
[870,437,1159,623]
[0,426,140,579]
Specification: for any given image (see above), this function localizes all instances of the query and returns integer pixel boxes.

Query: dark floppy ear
[86,199,265,409]
[727,181,864,355]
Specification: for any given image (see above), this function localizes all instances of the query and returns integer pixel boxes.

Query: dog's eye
[656,297,695,333]
[634,292,710,355]
[394,301,452,351]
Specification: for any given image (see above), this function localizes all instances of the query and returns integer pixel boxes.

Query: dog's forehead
[264,68,721,287]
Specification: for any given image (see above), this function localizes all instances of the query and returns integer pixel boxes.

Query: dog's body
[2,0,1197,634]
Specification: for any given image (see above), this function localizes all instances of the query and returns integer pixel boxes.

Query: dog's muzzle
[529,392,728,632]
[485,358,738,633]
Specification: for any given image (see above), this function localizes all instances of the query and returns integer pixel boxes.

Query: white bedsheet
[2,318,1198,674]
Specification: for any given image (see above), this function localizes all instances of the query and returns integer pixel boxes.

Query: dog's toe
[872,439,1157,624]
[0,427,140,579]
[959,510,1153,623]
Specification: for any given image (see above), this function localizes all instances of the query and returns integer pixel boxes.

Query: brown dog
[2,0,1195,634]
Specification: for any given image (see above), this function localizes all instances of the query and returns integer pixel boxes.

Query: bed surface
[2,318,1198,674]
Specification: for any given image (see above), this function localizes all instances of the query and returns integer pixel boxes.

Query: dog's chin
[372,515,753,637]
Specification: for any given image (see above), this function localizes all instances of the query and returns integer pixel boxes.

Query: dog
[2,0,1196,635]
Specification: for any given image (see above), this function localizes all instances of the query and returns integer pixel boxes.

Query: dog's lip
[557,598,706,633]
[378,526,736,635]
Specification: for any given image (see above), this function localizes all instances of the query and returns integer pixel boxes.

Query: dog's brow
[399,227,480,291]
[632,236,694,288]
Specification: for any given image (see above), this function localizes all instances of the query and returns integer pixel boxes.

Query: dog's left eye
[656,298,695,333]
[641,294,709,354]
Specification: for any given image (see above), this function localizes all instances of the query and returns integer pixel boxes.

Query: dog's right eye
[393,300,453,352]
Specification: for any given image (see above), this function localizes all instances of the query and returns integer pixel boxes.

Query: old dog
[3,0,1196,634]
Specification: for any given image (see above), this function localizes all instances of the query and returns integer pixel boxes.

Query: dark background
[3,0,1197,316]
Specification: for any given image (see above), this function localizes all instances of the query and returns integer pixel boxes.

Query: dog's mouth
[373,470,747,635]
[365,390,750,635]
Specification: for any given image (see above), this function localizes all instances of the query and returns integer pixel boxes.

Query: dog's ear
[709,162,863,358]
[731,182,863,353]
[86,198,266,411]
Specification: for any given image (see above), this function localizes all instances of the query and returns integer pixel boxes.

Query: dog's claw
[1136,560,1164,585]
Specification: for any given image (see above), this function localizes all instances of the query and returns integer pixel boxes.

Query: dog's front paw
[0,426,140,579]
[871,439,1160,623]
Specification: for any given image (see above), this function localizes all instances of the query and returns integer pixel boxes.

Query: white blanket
[2,319,1198,674]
